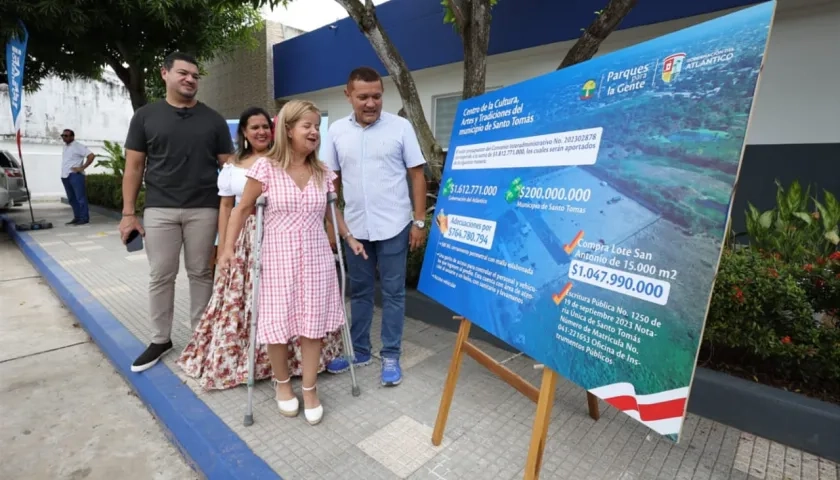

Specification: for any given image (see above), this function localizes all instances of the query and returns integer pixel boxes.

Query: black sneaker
[65,219,80,225]
[131,341,173,372]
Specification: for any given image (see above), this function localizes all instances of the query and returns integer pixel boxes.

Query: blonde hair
[265,100,327,189]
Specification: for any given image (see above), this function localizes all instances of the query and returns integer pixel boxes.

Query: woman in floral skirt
[177,106,344,391]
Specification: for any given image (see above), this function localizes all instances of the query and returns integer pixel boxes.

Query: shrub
[94,140,127,178]
[705,247,840,394]
[85,173,144,214]
[744,180,840,263]
[707,248,815,355]
[406,213,433,287]
[705,178,840,400]
[792,252,840,315]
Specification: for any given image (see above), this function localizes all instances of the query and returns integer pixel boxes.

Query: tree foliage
[0,0,271,110]
[441,0,498,32]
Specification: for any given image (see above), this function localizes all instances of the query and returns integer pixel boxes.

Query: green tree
[0,0,269,110]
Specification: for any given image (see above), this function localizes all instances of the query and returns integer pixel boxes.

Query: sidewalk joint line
[499,351,524,365]
[0,341,89,365]
[0,274,41,283]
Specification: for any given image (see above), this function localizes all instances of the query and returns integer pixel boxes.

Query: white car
[0,169,12,210]
[0,150,29,206]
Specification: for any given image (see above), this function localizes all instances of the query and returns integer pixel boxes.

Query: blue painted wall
[272,0,762,98]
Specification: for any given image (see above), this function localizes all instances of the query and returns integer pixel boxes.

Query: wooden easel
[432,316,601,480]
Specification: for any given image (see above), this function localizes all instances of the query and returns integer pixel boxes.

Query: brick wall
[198,20,303,119]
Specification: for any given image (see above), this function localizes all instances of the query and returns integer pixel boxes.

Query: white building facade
[282,0,837,150]
[0,71,134,199]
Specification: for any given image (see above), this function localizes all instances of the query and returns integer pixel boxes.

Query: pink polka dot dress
[246,157,345,345]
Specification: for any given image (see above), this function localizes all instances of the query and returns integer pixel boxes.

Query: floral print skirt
[177,214,345,391]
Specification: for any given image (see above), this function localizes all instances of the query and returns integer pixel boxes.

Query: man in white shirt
[60,129,95,225]
[323,66,428,387]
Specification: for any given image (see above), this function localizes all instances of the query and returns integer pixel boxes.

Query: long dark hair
[233,106,274,164]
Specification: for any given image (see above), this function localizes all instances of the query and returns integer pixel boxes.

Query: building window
[432,93,462,149]
[432,87,501,150]
[318,112,330,159]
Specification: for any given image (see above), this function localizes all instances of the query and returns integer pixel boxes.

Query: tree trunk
[557,0,638,70]
[459,0,492,100]
[107,58,148,111]
[335,0,445,180]
[126,82,148,111]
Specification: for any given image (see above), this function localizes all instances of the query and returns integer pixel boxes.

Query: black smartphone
[126,229,144,252]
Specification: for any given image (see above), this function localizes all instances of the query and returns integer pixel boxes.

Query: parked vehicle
[0,150,29,206]
[0,169,11,209]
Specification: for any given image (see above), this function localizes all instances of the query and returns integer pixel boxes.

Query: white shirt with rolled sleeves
[61,141,92,178]
[322,112,426,242]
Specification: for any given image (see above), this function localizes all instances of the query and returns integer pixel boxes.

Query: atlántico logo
[580,79,597,100]
[661,53,686,83]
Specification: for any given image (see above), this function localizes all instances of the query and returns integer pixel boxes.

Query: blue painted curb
[1,215,280,480]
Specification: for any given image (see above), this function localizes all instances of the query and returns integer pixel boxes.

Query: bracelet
[342,231,353,240]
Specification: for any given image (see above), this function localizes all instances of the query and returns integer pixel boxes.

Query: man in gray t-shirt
[119,51,234,373]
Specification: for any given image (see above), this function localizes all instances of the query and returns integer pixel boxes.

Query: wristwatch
[413,220,425,229]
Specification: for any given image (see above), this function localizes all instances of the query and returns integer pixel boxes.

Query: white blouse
[217,162,249,204]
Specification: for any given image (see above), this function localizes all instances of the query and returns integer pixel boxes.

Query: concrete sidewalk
[0,233,197,480]
[3,203,839,480]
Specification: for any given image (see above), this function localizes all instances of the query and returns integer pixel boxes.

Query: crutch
[328,191,361,397]
[244,194,267,426]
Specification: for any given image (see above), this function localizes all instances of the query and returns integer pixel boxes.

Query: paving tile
[10,203,840,480]
[357,415,451,478]
[363,308,438,369]
[58,258,90,267]
[89,284,133,297]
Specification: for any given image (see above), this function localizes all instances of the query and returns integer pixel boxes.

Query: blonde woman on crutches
[218,100,366,425]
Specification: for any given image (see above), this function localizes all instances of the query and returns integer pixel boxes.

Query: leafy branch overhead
[0,0,274,109]
[441,0,499,33]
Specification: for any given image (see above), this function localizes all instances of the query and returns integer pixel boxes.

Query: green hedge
[85,173,144,214]
[703,179,840,403]
[705,247,840,401]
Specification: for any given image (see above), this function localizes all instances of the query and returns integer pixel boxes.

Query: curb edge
[1,214,280,480]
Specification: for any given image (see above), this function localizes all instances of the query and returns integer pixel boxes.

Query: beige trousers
[144,207,219,344]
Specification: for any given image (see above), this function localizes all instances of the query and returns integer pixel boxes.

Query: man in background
[119,51,234,373]
[323,66,428,387]
[60,129,95,225]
